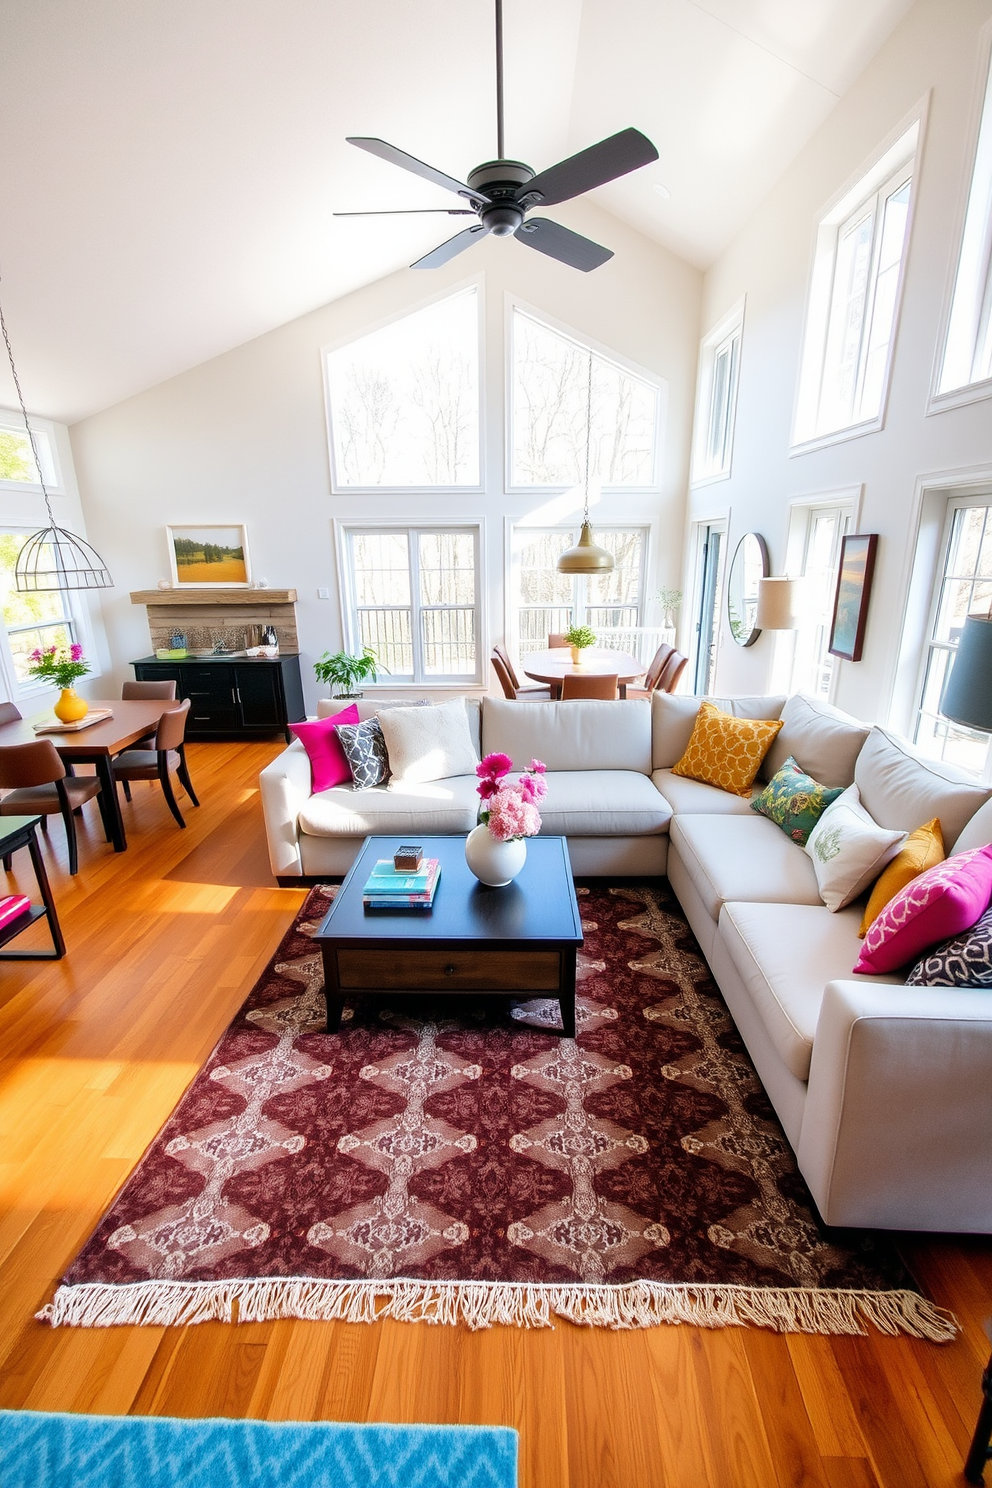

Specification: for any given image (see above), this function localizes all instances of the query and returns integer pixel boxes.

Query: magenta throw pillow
[853,844,992,975]
[290,705,360,792]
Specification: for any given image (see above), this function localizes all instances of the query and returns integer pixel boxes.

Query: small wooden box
[394,845,423,871]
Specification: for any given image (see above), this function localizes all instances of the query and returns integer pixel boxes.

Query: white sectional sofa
[259,691,992,1234]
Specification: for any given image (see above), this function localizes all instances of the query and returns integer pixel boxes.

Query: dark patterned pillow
[334,717,390,789]
[905,903,992,986]
[750,755,844,846]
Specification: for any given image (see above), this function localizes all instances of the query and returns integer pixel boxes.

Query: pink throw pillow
[290,705,360,792]
[853,844,992,975]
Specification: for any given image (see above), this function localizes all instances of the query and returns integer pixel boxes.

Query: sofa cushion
[378,698,479,785]
[804,784,907,911]
[854,844,992,974]
[316,697,484,759]
[536,770,672,837]
[854,726,992,850]
[334,717,390,788]
[670,814,823,921]
[482,697,652,774]
[906,904,992,986]
[651,693,786,770]
[763,693,870,788]
[671,702,783,796]
[298,776,480,837]
[750,755,844,846]
[718,901,901,1081]
[859,818,945,936]
[950,796,992,854]
[651,768,757,815]
[289,703,359,792]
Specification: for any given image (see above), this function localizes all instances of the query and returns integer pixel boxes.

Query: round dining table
[521,647,645,699]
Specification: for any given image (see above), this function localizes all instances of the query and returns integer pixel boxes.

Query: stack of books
[362,857,441,911]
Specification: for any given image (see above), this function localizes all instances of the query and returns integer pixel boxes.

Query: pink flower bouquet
[26,642,90,690]
[475,753,547,842]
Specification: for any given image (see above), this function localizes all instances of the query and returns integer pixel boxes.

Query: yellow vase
[54,688,88,724]
[570,645,584,666]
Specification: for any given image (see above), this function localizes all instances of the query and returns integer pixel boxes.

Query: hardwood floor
[1,737,989,1487]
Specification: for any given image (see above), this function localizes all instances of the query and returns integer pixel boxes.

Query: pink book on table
[0,895,31,932]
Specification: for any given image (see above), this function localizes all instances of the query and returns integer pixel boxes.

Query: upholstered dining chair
[122,678,178,747]
[490,652,553,701]
[492,643,553,699]
[0,702,23,726]
[0,739,109,874]
[560,673,619,700]
[656,648,689,694]
[625,644,688,700]
[548,633,569,648]
[112,699,199,828]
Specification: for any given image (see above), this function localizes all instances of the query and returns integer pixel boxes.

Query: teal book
[363,858,437,895]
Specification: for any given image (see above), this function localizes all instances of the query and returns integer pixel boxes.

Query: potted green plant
[313,647,384,699]
[563,624,596,666]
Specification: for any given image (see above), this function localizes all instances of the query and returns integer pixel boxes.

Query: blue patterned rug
[0,1411,518,1488]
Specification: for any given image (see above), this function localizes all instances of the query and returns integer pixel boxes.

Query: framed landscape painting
[828,533,877,662]
[167,525,251,587]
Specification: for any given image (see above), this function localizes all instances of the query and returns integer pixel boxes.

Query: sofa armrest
[259,741,312,877]
[797,979,992,1232]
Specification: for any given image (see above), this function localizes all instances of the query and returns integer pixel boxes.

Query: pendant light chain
[0,270,56,526]
[556,351,614,575]
[582,349,592,523]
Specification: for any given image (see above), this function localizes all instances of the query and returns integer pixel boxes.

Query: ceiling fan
[335,0,659,273]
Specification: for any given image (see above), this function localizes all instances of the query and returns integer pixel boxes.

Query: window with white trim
[915,498,992,779]
[793,121,920,447]
[691,307,743,483]
[511,527,646,657]
[789,504,852,698]
[0,409,61,492]
[0,530,77,695]
[325,288,480,490]
[936,42,992,397]
[338,525,482,685]
[510,309,660,488]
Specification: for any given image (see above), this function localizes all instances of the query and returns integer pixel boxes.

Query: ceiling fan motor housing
[468,160,534,235]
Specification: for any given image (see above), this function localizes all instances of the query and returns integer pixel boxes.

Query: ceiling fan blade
[410,224,489,270]
[515,218,613,272]
[524,128,658,207]
[346,137,491,205]
[334,208,476,217]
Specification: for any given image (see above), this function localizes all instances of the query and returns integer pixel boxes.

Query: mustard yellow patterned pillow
[671,701,784,797]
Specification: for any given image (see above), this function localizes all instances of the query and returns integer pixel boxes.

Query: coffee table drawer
[335,948,561,992]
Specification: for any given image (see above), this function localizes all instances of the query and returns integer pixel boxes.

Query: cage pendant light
[557,353,614,576]
[0,272,113,592]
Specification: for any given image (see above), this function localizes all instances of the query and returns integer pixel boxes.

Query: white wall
[69,199,701,711]
[694,0,992,723]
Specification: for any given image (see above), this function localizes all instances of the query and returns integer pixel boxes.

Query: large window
[510,309,660,488]
[325,288,480,490]
[935,40,992,400]
[691,306,743,484]
[0,531,77,693]
[337,525,482,685]
[793,121,920,447]
[512,527,645,656]
[915,499,992,778]
[0,410,61,492]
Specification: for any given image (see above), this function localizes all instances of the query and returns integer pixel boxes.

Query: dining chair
[0,739,109,874]
[560,673,619,700]
[625,643,675,700]
[548,633,569,648]
[122,678,178,747]
[492,642,553,699]
[490,652,553,701]
[656,649,689,693]
[0,702,23,726]
[112,699,199,828]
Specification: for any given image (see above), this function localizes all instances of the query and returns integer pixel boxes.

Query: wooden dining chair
[626,643,674,700]
[492,643,553,699]
[657,649,689,693]
[490,652,552,701]
[0,739,109,874]
[560,673,619,700]
[548,633,569,648]
[112,699,199,828]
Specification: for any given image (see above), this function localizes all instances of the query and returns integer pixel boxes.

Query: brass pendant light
[0,269,113,592]
[557,352,614,576]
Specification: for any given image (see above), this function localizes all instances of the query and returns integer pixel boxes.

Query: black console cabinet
[131,654,305,740]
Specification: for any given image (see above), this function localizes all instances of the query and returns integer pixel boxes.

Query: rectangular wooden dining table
[0,700,172,853]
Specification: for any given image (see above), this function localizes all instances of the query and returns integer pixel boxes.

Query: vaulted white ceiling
[0,0,915,424]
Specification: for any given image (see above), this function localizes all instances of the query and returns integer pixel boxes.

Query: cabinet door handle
[444,963,456,976]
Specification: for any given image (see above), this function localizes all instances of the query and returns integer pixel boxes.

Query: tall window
[691,523,724,695]
[915,500,992,778]
[789,505,852,698]
[0,531,77,692]
[510,309,660,488]
[0,410,60,491]
[512,527,645,656]
[338,525,482,685]
[692,306,743,483]
[325,288,480,489]
[936,41,992,398]
[794,121,920,446]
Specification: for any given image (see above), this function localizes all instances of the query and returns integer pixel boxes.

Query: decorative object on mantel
[313,646,383,699]
[558,353,615,576]
[828,534,878,663]
[25,643,91,723]
[563,623,596,666]
[0,269,113,593]
[166,524,250,587]
[40,882,955,1338]
[465,753,546,886]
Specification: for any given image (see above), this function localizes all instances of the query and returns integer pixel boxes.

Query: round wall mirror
[727,533,768,647]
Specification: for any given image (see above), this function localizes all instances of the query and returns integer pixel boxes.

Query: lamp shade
[940,615,992,732]
[557,521,615,575]
[756,576,805,630]
[14,523,113,591]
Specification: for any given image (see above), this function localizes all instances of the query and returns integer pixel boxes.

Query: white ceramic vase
[464,824,527,887]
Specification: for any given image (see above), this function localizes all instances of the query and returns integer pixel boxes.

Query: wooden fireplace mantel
[130,589,298,606]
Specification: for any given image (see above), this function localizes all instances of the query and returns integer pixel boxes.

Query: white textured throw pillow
[377,698,480,785]
[804,784,908,911]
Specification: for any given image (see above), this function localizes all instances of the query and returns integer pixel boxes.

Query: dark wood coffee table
[314,835,583,1036]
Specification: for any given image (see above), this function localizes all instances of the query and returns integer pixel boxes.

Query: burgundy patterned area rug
[42,883,953,1338]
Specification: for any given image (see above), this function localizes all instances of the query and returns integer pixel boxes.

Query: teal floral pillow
[750,756,843,846]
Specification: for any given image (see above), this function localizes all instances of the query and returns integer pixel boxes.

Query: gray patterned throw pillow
[334,717,390,789]
[905,904,992,987]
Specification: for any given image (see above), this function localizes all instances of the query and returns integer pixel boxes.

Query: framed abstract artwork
[828,534,877,662]
[166,525,251,587]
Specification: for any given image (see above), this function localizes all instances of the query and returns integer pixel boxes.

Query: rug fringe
[37,1278,957,1340]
